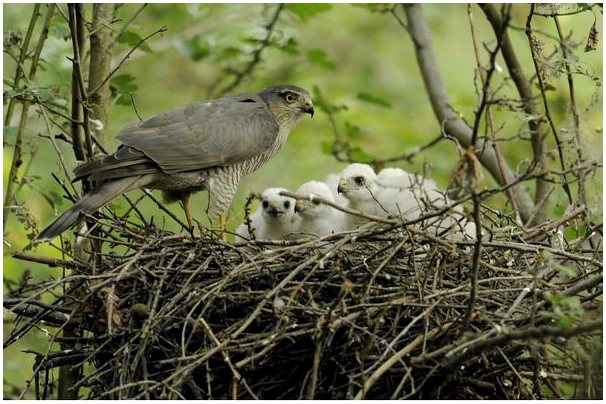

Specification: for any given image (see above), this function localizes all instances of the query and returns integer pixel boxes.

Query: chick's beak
[337,179,347,194]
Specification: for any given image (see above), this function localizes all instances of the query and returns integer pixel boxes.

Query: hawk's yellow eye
[284,93,296,103]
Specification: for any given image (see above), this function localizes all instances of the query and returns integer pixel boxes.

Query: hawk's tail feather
[34,176,149,242]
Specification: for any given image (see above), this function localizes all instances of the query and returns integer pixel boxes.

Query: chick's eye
[284,93,296,103]
[354,176,365,186]
[262,200,269,209]
[312,199,320,205]
[283,201,290,209]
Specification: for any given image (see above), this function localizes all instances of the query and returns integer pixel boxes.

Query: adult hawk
[35,85,313,241]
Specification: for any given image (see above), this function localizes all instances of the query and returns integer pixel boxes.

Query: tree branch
[525,6,573,206]
[480,4,551,225]
[87,3,115,144]
[3,4,54,228]
[216,4,284,96]
[402,4,535,225]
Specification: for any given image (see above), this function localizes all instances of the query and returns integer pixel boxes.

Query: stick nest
[6,208,603,399]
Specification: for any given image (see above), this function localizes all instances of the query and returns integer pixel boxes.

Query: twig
[446,320,602,366]
[114,4,148,43]
[401,4,536,224]
[469,4,510,146]
[354,323,453,399]
[3,4,53,227]
[89,26,167,96]
[12,251,85,270]
[463,192,483,328]
[216,4,283,96]
[480,4,551,224]
[3,4,41,127]
[553,15,586,209]
[525,6,573,205]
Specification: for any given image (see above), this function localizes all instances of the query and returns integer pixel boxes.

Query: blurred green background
[3,3,602,397]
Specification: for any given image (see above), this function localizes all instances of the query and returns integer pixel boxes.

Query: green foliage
[175,35,210,61]
[349,147,374,163]
[285,3,332,22]
[279,37,300,55]
[540,294,585,330]
[307,49,336,70]
[110,74,138,105]
[3,86,54,102]
[356,91,392,108]
[117,30,153,53]
[353,4,393,13]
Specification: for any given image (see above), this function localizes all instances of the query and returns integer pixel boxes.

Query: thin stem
[553,15,586,209]
[3,4,53,228]
[216,4,284,96]
[525,6,573,206]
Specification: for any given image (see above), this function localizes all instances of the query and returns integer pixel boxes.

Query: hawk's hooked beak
[301,98,314,117]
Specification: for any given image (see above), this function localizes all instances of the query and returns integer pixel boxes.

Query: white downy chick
[235,187,299,241]
[337,163,383,229]
[324,172,349,206]
[377,167,476,240]
[292,181,345,238]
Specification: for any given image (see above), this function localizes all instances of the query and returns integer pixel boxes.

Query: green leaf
[117,30,153,53]
[357,92,392,108]
[3,89,23,102]
[557,314,574,330]
[344,121,361,138]
[110,75,138,105]
[217,46,242,61]
[30,87,54,101]
[176,36,210,61]
[307,49,335,70]
[280,37,300,55]
[41,190,64,211]
[321,140,334,155]
[286,4,332,22]
[350,147,374,163]
[353,4,391,13]
[4,87,54,102]
[111,74,138,93]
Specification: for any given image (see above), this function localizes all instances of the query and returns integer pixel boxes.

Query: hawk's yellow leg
[219,213,228,241]
[179,194,194,232]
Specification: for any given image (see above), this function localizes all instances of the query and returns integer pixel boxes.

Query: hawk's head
[260,85,314,128]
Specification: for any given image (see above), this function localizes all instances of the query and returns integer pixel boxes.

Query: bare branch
[215,4,284,96]
[3,4,54,228]
[402,4,536,225]
[480,4,551,225]
[525,6,574,206]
